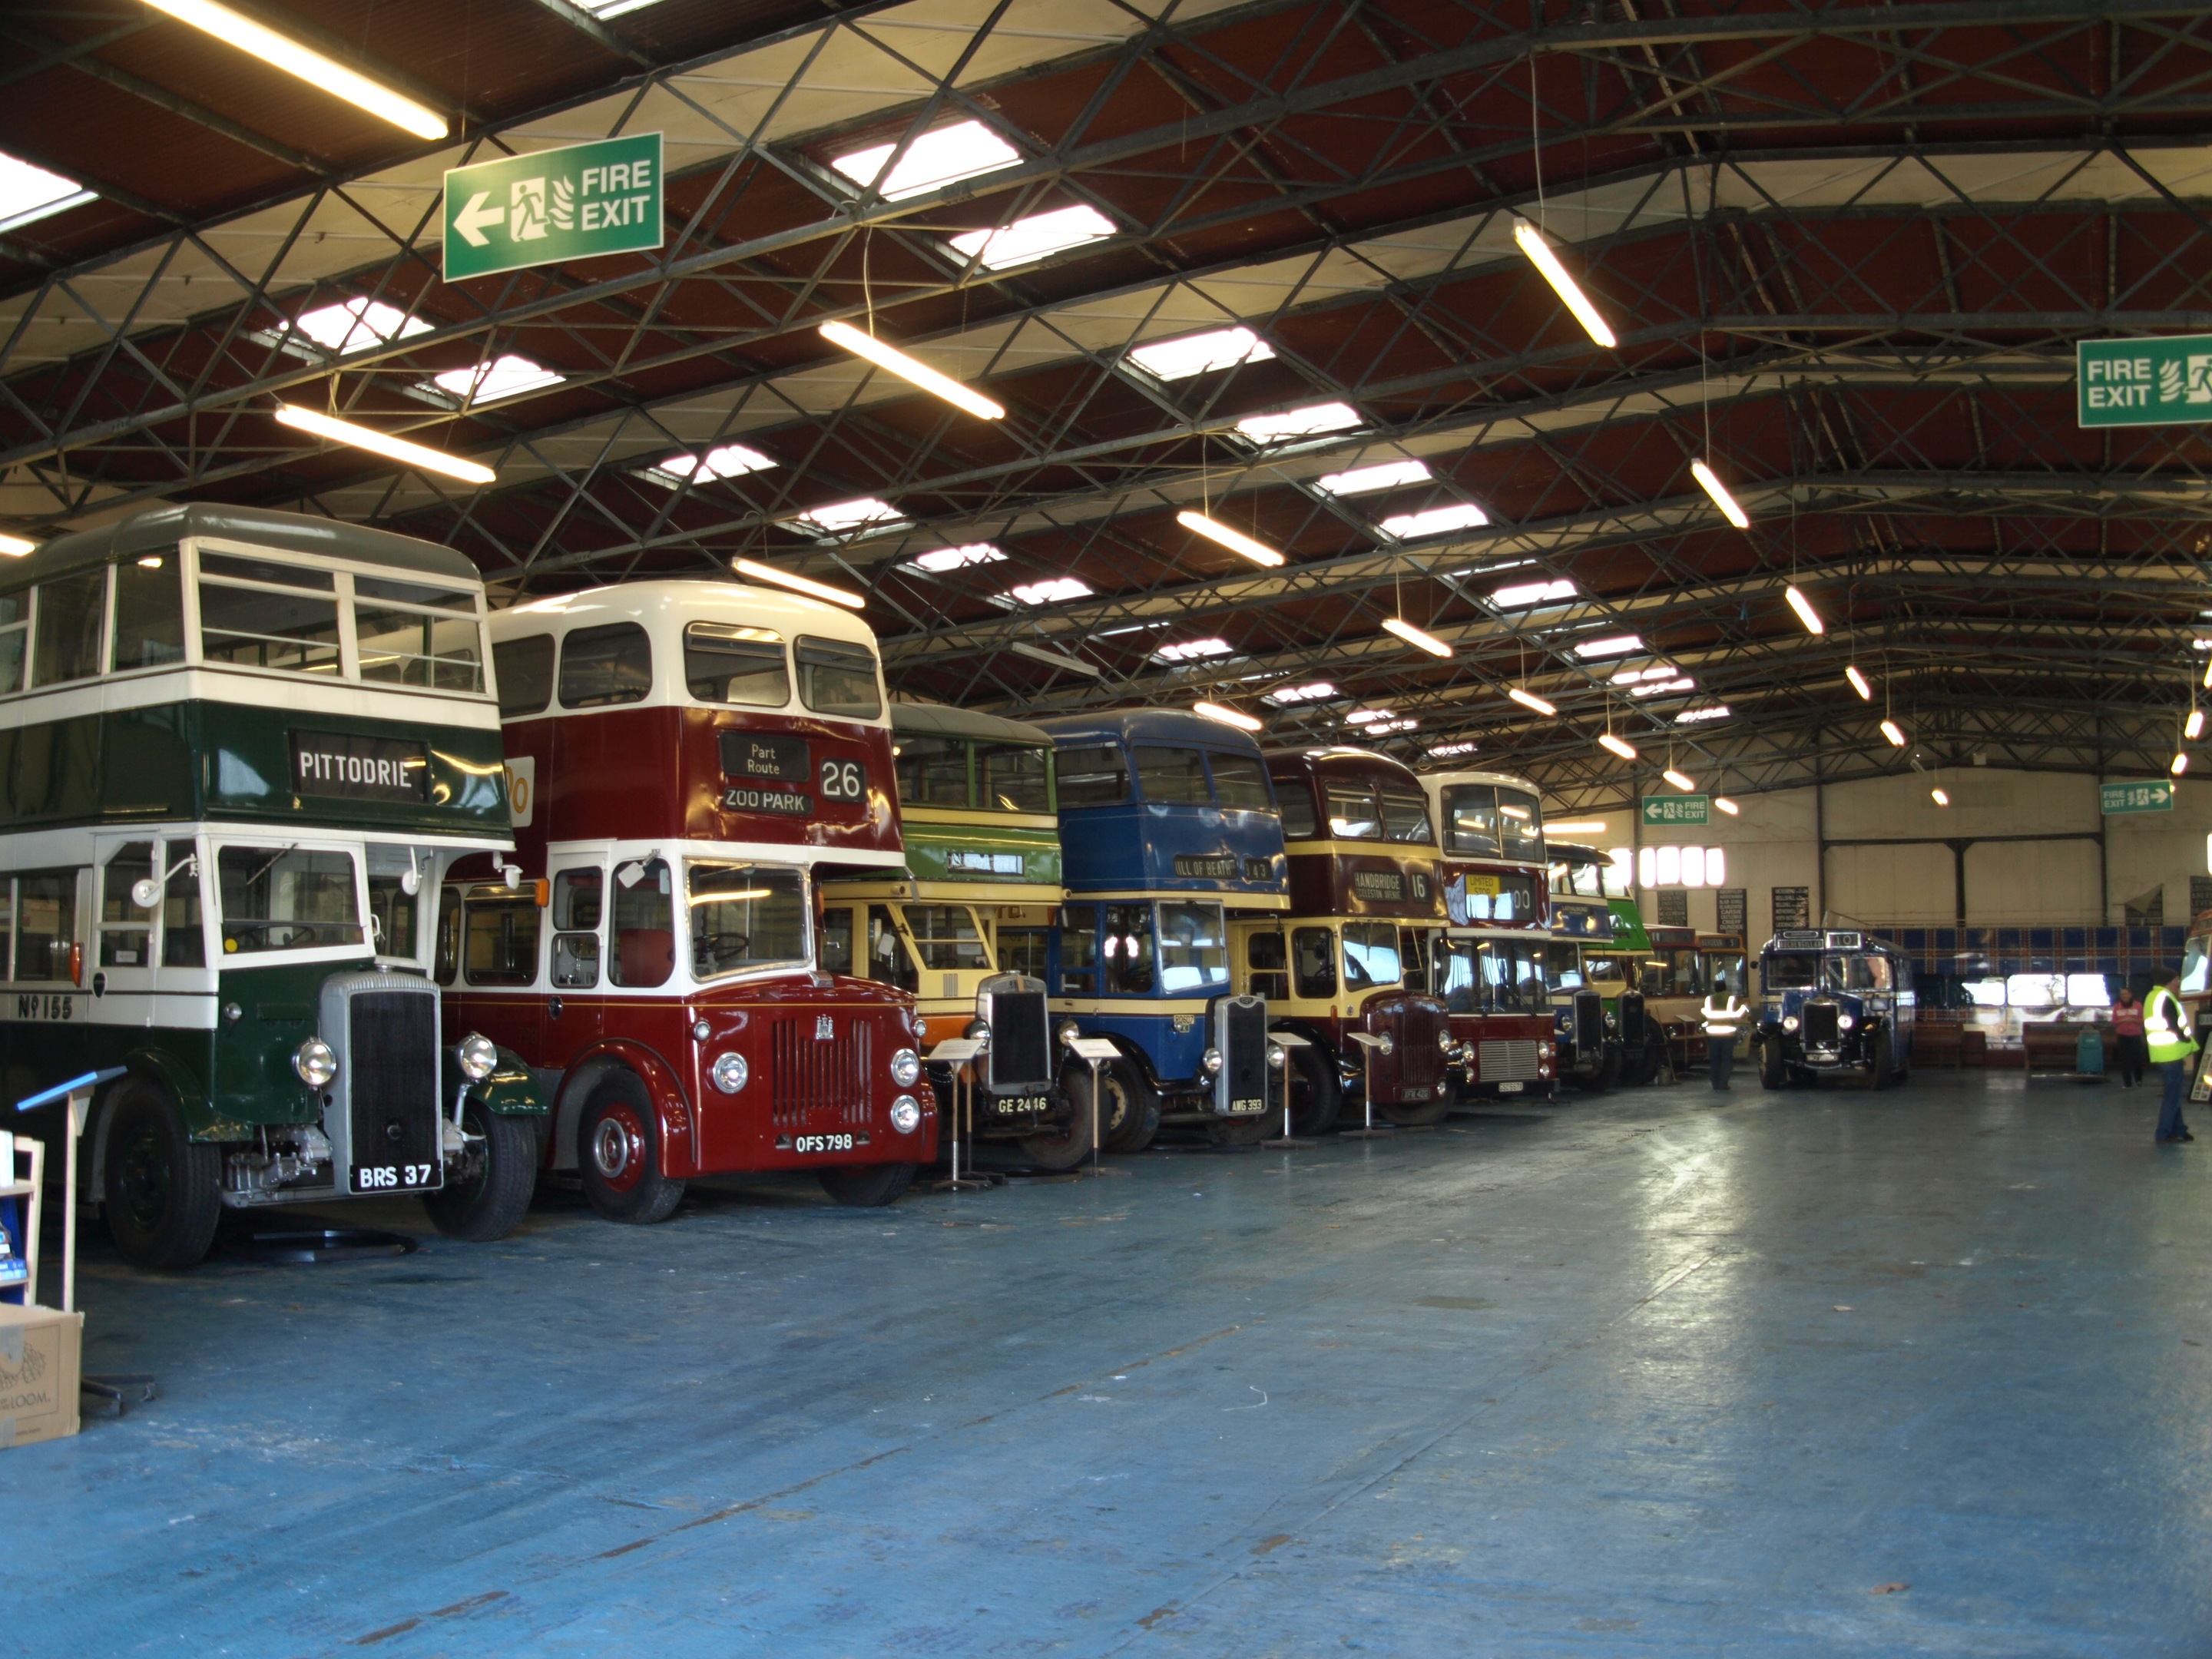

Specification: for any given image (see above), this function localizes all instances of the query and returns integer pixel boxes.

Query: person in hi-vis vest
[2145,969,2200,1144]
[1702,974,1748,1091]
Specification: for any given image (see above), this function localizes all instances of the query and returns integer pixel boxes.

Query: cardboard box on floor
[0,1302,81,1449]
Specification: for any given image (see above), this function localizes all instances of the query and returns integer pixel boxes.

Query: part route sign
[2077,334,2212,428]
[2101,780,2174,815]
[443,133,663,282]
[1641,794,1709,826]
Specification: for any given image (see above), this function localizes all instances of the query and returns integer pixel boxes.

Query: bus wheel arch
[99,1074,223,1270]
[554,1044,692,1178]
[1268,1022,1343,1136]
[575,1068,686,1224]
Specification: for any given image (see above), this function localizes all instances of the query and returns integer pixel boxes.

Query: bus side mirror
[130,878,161,909]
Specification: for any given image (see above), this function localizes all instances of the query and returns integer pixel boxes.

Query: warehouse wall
[1543,770,2210,930]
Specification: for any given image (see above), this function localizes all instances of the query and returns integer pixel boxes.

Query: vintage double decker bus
[1624,912,1749,1078]
[445,579,933,1220]
[1543,841,1630,1090]
[1035,710,1285,1150]
[0,504,544,1268]
[1418,767,1556,1102]
[1232,748,1453,1129]
[820,702,1078,1169]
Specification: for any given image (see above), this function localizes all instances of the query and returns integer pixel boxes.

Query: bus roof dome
[24,503,479,585]
[1031,707,1264,750]
[891,700,1050,744]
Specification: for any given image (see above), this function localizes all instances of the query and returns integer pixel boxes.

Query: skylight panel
[1365,718,1419,734]
[1608,663,1674,685]
[1002,576,1093,606]
[1345,708,1395,725]
[1492,578,1577,608]
[1129,327,1273,381]
[1379,502,1488,539]
[1316,459,1430,497]
[642,442,775,488]
[1573,633,1644,659]
[1675,704,1732,724]
[0,153,95,233]
[790,497,906,540]
[905,542,1006,575]
[291,297,430,356]
[1233,402,1361,445]
[577,0,667,15]
[949,205,1115,270]
[429,355,566,406]
[1154,637,1233,663]
[1631,677,1696,698]
[831,120,1022,201]
[1429,741,1479,757]
[1266,680,1336,704]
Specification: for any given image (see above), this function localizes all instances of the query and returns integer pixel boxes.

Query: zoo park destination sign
[1641,795,1710,826]
[2077,334,2212,428]
[443,134,663,281]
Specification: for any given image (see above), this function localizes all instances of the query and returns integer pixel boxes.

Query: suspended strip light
[817,320,1005,420]
[1511,220,1616,348]
[1176,511,1283,568]
[1598,733,1637,760]
[2174,752,2190,777]
[1931,787,1951,806]
[1662,769,1696,791]
[1785,586,1826,636]
[0,533,35,557]
[273,405,493,485]
[144,0,447,138]
[1381,617,1452,657]
[1845,664,1873,700]
[2190,709,2206,740]
[1879,719,1906,747]
[1690,460,1750,529]
[733,557,866,610]
[1714,796,1740,816]
[1193,701,1262,731]
[1508,687,1556,717]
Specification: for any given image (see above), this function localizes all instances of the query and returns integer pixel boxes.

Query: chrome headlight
[1376,1034,1395,1057]
[1782,1015,1800,1031]
[712,1051,750,1094]
[457,1032,498,1081]
[1538,1041,1555,1058]
[1057,1020,1082,1049]
[1202,1045,1224,1075]
[1267,1043,1286,1071]
[889,1094,922,1134]
[890,1047,922,1087]
[293,1037,337,1088]
[1837,1013,1856,1031]
[690,1018,711,1042]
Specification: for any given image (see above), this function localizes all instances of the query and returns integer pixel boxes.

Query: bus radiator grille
[770,1016,874,1128]
[1802,1002,1840,1048]
[1396,1003,1448,1091]
[348,990,440,1173]
[1572,992,1603,1057]
[1477,1040,1543,1082]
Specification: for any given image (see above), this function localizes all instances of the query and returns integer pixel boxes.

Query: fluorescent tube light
[818,320,1004,420]
[1631,677,1694,699]
[1880,719,1906,747]
[1512,219,1617,348]
[949,205,1114,270]
[733,558,866,610]
[1234,402,1361,445]
[1317,459,1429,496]
[1714,796,1740,815]
[1785,586,1825,636]
[1931,788,1950,806]
[1130,328,1273,381]
[1574,634,1643,659]
[1194,702,1262,731]
[1381,617,1452,657]
[2174,752,2190,777]
[1379,503,1488,539]
[1508,687,1557,717]
[1177,511,1283,568]
[1598,733,1637,760]
[144,0,448,138]
[1662,769,1696,791]
[0,533,35,557]
[1675,705,1732,724]
[830,121,1021,202]
[0,154,94,233]
[1428,741,1479,757]
[2190,709,2206,740]
[1492,578,1577,609]
[1690,459,1750,528]
[273,404,494,485]
[1845,664,1873,700]
[1346,708,1394,725]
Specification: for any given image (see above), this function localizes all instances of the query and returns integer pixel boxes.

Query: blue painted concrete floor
[5,1068,2210,1657]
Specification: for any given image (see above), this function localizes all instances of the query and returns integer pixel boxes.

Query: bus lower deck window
[100,842,155,967]
[864,905,917,993]
[551,866,604,988]
[1439,939,1477,1012]
[998,927,1048,981]
[1341,922,1400,992]
[218,846,363,954]
[1156,902,1227,992]
[1055,914,1098,994]
[1245,929,1289,1002]
[610,858,674,986]
[465,896,541,985]
[1291,927,1336,999]
[1103,905,1154,995]
[903,905,988,972]
[13,871,75,982]
[818,907,855,976]
[796,637,882,720]
[689,864,806,978]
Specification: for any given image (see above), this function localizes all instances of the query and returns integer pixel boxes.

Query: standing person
[2144,969,2199,1144]
[2111,986,2147,1089]
[1702,973,1748,1092]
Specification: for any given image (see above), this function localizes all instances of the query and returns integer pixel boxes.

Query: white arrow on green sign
[2101,780,2174,814]
[1641,794,1709,826]
[2078,334,2212,428]
[443,133,664,282]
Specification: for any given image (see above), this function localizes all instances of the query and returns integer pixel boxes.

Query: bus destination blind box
[290,730,431,803]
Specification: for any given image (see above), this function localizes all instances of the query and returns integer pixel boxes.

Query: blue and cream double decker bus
[0,505,543,1268]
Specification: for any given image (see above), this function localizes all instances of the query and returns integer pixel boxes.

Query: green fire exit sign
[2077,334,2212,428]
[443,133,664,282]
[2101,780,2174,814]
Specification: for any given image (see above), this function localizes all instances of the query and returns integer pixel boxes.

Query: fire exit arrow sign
[442,133,663,282]
[2077,333,2212,428]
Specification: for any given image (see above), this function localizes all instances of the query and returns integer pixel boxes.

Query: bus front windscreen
[1157,901,1229,992]
[688,863,808,978]
[1763,952,1821,990]
[217,845,364,953]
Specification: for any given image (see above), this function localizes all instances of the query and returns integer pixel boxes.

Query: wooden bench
[2022,1022,2104,1080]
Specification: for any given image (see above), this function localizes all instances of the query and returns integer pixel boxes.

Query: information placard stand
[1338,1032,1396,1140]
[1262,1031,1315,1149]
[1063,1036,1130,1178]
[924,1040,1000,1192]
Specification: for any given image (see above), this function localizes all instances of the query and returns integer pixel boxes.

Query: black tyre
[1620,1037,1662,1087]
[1206,1114,1269,1147]
[1869,1030,1893,1091]
[424,1099,538,1242]
[1379,1091,1452,1128]
[1020,1087,1096,1172]
[101,1081,222,1270]
[817,1161,918,1207]
[1573,1044,1622,1094]
[577,1071,684,1224]
[1068,1058,1158,1154]
[1760,1035,1786,1091]
[1280,1038,1342,1136]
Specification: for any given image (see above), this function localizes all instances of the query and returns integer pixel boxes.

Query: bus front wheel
[818,1162,918,1207]
[578,1074,684,1224]
[1073,1059,1158,1154]
[1021,1087,1096,1172]
[425,1100,537,1242]
[102,1082,222,1270]
[1283,1038,1341,1136]
[1759,1036,1786,1091]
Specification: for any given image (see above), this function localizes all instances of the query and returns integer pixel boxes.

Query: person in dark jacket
[2110,987,2147,1088]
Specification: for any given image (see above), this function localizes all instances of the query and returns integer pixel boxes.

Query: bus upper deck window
[979,742,1051,812]
[493,635,555,717]
[1206,752,1273,811]
[610,858,674,986]
[795,637,882,720]
[1135,746,1210,803]
[1326,786,1379,839]
[559,622,652,708]
[199,552,339,677]
[1379,790,1433,844]
[355,575,484,693]
[1276,779,1318,839]
[1055,745,1128,807]
[112,556,184,672]
[0,590,24,694]
[896,736,969,807]
[690,863,806,979]
[685,622,788,707]
[33,567,106,688]
[1495,790,1544,860]
[1442,784,1498,858]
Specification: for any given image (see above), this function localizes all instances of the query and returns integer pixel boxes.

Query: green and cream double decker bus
[0,504,544,1268]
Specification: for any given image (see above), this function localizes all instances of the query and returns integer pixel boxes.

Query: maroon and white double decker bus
[1230,747,1454,1130]
[439,579,935,1220]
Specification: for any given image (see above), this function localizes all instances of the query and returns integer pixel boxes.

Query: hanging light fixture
[273,405,494,485]
[1845,665,1873,700]
[1931,787,1951,806]
[1512,220,1617,348]
[1193,701,1262,731]
[1176,511,1283,568]
[2190,708,2206,741]
[145,0,447,137]
[1381,617,1452,658]
[0,533,35,557]
[1662,768,1695,791]
[2174,752,2190,777]
[817,320,1005,420]
[1508,687,1557,717]
[1714,796,1740,815]
[1785,586,1825,636]
[1598,733,1637,760]
[1880,719,1906,747]
[733,557,866,610]
[1690,460,1750,529]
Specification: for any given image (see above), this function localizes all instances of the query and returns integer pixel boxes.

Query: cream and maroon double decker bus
[442,579,933,1220]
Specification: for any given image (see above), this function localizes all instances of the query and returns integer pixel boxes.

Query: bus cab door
[544,846,614,1060]
[92,835,168,1022]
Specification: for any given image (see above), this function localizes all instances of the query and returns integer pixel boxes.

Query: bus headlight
[1203,1046,1224,1075]
[1439,1028,1457,1052]
[1837,1013,1856,1031]
[1376,1034,1395,1057]
[890,1095,922,1134]
[1057,1021,1082,1049]
[1267,1044,1286,1071]
[712,1052,749,1094]
[1782,1015,1800,1031]
[891,1048,922,1087]
[293,1037,337,1088]
[1538,1041,1555,1058]
[457,1032,498,1081]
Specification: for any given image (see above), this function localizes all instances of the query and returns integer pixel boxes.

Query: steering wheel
[697,931,750,959]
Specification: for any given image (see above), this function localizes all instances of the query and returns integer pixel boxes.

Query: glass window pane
[979,742,1051,812]
[560,622,654,708]
[365,868,419,962]
[903,904,988,971]
[1763,952,1820,989]
[493,634,555,717]
[434,889,461,985]
[1277,781,1317,839]
[354,574,475,613]
[1056,909,1097,994]
[1439,939,1478,1012]
[796,636,882,719]
[14,872,75,982]
[217,846,362,954]
[1326,786,1379,839]
[1055,745,1128,807]
[99,842,154,968]
[1135,747,1210,803]
[200,551,333,590]
[1342,921,1401,990]
[1379,790,1432,843]
[163,838,204,967]
[689,863,808,979]
[356,607,485,691]
[895,735,969,807]
[1496,790,1543,860]
[1103,904,1155,994]
[200,581,341,675]
[685,623,789,707]
[1442,785,1498,858]
[609,857,674,986]
[33,568,105,687]
[1156,901,1228,992]
[1207,753,1272,810]
[819,906,855,976]
[112,556,184,671]
[554,867,602,930]
[863,904,916,992]
[1292,926,1336,998]
[1546,941,1584,988]
[999,928,1048,980]
[464,896,541,986]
